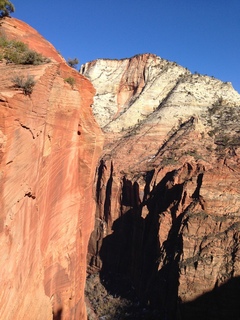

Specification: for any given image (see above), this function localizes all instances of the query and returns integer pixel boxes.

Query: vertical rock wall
[0,18,103,320]
[83,55,240,318]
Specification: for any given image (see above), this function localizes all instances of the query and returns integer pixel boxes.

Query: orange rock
[0,18,103,319]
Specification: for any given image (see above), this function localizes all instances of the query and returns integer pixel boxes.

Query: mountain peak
[81,54,240,132]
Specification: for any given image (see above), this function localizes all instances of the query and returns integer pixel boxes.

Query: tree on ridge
[0,0,15,18]
[67,57,79,69]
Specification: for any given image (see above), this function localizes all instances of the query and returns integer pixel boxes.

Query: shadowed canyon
[0,17,240,320]
[82,55,240,319]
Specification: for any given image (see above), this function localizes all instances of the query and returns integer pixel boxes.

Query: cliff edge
[0,17,103,320]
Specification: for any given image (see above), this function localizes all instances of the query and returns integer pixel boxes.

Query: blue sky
[11,0,240,93]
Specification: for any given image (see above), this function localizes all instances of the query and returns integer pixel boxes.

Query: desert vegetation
[85,273,162,319]
[11,74,36,95]
[0,0,14,17]
[64,76,76,88]
[0,34,50,65]
[67,57,79,69]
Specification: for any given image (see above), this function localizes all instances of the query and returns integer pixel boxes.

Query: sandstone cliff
[0,18,103,319]
[81,54,240,319]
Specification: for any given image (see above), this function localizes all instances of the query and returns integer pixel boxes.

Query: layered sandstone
[81,55,240,318]
[0,18,103,320]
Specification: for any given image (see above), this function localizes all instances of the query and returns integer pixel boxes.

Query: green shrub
[0,35,8,47]
[0,35,50,65]
[21,49,49,65]
[64,77,75,88]
[11,74,36,95]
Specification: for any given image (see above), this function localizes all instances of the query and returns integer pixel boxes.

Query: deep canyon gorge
[0,17,240,320]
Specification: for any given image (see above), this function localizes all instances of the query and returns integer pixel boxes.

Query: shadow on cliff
[96,167,240,319]
[180,276,240,320]
[99,207,146,300]
[53,309,62,320]
[98,169,187,318]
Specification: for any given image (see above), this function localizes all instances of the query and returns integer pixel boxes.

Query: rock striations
[0,18,103,319]
[1,15,240,319]
[81,54,240,318]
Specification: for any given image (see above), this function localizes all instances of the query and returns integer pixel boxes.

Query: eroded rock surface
[0,18,103,320]
[81,54,240,319]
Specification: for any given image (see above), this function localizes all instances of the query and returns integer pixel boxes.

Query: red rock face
[0,18,103,319]
[82,55,240,318]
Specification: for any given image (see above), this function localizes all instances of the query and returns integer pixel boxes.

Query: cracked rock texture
[0,18,103,319]
[81,54,240,318]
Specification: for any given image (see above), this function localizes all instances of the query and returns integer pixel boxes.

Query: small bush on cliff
[21,49,49,65]
[0,0,14,17]
[11,74,36,95]
[64,76,75,88]
[0,35,50,65]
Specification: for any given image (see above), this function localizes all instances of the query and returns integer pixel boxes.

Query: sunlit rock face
[0,17,103,320]
[81,54,240,318]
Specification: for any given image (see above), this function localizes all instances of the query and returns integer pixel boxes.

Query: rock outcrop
[0,18,103,319]
[81,54,240,318]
